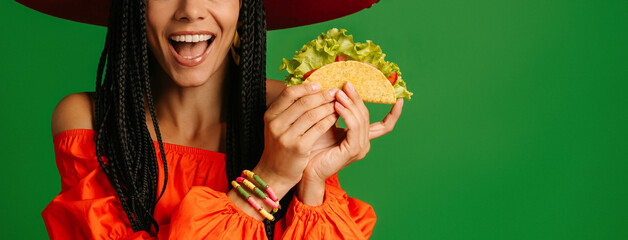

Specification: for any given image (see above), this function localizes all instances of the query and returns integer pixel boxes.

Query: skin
[51,0,403,222]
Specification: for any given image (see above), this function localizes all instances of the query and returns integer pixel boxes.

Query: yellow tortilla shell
[304,61,396,104]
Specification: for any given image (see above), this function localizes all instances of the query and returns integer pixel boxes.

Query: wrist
[227,189,265,221]
[226,166,296,222]
[251,166,297,201]
[297,176,326,206]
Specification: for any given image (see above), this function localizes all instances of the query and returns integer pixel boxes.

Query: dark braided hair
[94,0,293,237]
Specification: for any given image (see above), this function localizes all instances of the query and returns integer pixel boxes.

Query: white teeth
[170,34,213,43]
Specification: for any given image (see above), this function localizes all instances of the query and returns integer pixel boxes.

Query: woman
[29,0,403,238]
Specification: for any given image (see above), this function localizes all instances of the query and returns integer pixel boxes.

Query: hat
[16,0,380,30]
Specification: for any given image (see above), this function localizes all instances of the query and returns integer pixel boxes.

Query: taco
[280,28,413,104]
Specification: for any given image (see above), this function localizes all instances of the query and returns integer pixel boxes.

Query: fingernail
[327,88,338,99]
[345,81,354,91]
[338,90,349,100]
[310,82,321,91]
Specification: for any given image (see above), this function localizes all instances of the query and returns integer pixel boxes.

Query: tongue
[174,41,208,58]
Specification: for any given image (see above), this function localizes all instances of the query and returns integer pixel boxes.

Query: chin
[169,70,216,88]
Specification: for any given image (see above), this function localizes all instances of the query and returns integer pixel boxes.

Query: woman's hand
[297,81,404,205]
[252,82,339,200]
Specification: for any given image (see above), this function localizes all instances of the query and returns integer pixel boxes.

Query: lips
[168,32,215,67]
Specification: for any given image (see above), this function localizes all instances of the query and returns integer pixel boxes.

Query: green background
[1,0,627,239]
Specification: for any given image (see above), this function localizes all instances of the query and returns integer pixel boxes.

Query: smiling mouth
[169,34,214,60]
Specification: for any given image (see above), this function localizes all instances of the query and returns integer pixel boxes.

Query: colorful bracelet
[236,176,280,212]
[242,170,279,203]
[231,181,275,221]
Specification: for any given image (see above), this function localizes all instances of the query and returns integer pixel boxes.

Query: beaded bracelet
[242,170,279,203]
[231,181,275,221]
[236,177,280,212]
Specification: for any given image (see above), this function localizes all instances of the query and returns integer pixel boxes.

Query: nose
[174,0,208,22]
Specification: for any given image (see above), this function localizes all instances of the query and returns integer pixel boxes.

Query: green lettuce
[279,28,413,100]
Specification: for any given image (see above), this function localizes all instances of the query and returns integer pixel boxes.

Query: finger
[274,88,337,133]
[334,100,361,144]
[287,102,336,136]
[265,82,322,120]
[301,113,339,146]
[369,98,404,140]
[336,89,366,145]
[342,82,369,144]
[335,89,361,125]
[343,81,369,117]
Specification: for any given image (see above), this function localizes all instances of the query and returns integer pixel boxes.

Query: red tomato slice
[303,68,318,80]
[387,72,398,85]
[335,55,348,62]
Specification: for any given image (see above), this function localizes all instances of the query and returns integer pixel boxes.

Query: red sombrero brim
[15,0,380,30]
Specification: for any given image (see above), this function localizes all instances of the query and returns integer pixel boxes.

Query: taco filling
[280,28,413,104]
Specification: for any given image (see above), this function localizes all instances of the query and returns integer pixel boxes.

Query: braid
[230,0,294,238]
[95,0,289,237]
[139,0,168,205]
[95,0,166,234]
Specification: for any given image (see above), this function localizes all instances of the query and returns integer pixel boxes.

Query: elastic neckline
[53,129,226,158]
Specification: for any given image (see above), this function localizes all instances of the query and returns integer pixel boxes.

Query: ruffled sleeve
[168,187,268,239]
[274,174,377,240]
[42,129,154,240]
[43,129,376,239]
[169,173,376,240]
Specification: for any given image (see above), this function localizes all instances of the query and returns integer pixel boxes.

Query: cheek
[145,25,159,54]
[215,6,240,55]
[144,21,165,75]
[145,3,172,53]
[215,2,240,34]
[145,4,173,72]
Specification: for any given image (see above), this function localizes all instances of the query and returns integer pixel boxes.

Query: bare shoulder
[51,92,94,136]
[266,79,287,107]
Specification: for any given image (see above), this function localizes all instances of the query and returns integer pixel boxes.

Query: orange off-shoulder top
[42,129,376,239]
